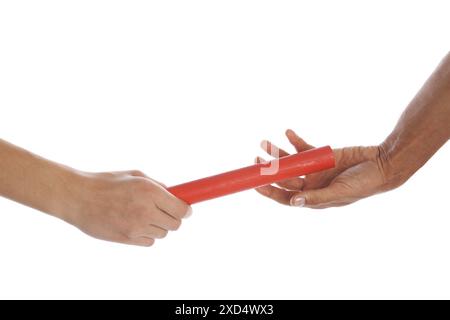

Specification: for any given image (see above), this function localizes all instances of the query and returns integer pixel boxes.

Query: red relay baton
[167,146,335,204]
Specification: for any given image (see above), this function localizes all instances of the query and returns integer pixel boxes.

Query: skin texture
[256,52,450,208]
[0,140,191,246]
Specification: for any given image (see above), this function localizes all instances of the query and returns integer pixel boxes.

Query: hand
[60,170,191,246]
[255,129,394,209]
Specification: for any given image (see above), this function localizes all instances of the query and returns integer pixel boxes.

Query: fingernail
[291,195,305,207]
[185,207,193,218]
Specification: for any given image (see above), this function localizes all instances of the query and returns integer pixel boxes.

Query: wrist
[377,139,415,190]
[48,165,89,225]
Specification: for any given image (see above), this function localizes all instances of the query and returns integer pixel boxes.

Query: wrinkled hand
[62,170,191,246]
[256,129,392,209]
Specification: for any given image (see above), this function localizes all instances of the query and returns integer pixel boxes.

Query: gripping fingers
[255,184,297,206]
[132,224,169,239]
[275,178,305,191]
[153,210,182,231]
[152,185,192,220]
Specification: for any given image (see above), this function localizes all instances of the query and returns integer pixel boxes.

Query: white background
[0,1,449,299]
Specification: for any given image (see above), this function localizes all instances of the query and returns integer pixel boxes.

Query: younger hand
[61,170,191,246]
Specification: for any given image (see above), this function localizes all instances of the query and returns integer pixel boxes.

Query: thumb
[290,186,341,208]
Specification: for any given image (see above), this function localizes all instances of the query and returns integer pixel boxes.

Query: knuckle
[130,169,145,177]
[123,225,136,238]
[132,178,151,191]
[121,218,142,237]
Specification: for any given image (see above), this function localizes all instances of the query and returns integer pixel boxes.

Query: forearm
[0,139,80,220]
[381,52,450,186]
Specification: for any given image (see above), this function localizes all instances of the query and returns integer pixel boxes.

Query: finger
[260,140,290,158]
[256,152,305,191]
[153,185,192,219]
[152,210,182,231]
[149,224,169,238]
[285,129,314,152]
[255,184,297,206]
[255,156,268,164]
[275,177,305,191]
[123,236,155,247]
[133,224,169,239]
[289,184,345,209]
